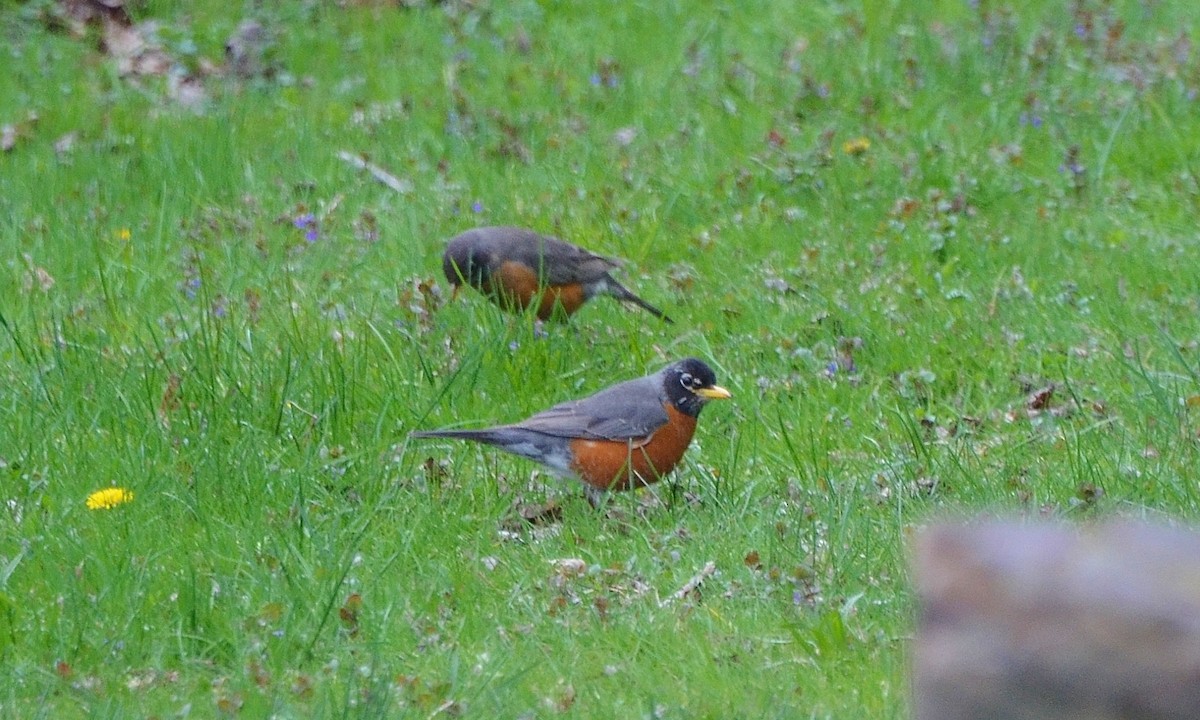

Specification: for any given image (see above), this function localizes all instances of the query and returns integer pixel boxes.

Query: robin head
[442,234,493,288]
[663,358,732,417]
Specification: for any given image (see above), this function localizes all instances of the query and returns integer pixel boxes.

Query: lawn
[2,0,1199,717]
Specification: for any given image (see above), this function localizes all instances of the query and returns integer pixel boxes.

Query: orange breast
[567,405,698,492]
[481,261,588,320]
[535,283,587,320]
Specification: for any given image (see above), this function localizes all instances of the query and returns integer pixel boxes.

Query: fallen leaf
[339,592,362,637]
[158,373,181,427]
[247,660,270,689]
[516,500,562,526]
[545,682,576,712]
[550,558,587,578]
[1027,385,1055,411]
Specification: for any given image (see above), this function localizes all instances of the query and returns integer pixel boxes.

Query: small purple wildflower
[294,213,320,242]
[589,73,619,88]
[1060,145,1086,193]
[471,201,484,214]
[1019,112,1044,128]
[183,276,201,300]
[1059,153,1084,176]
[825,361,839,377]
[1074,23,1087,39]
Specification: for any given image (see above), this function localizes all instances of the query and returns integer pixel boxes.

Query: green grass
[3,0,1200,716]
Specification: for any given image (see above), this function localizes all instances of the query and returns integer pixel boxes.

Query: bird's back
[464,227,620,285]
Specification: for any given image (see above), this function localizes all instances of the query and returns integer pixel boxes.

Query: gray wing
[490,227,620,285]
[515,373,669,441]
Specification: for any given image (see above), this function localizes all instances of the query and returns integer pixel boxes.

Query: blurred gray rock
[913,521,1200,720]
[225,20,274,80]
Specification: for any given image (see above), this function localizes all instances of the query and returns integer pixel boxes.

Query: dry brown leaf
[546,682,576,712]
[157,373,181,427]
[1027,385,1055,411]
[517,500,561,525]
[339,593,362,636]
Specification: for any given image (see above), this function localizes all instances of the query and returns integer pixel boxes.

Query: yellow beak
[696,385,732,400]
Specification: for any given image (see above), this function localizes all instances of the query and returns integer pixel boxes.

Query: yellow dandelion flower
[842,137,871,156]
[117,228,132,241]
[86,487,134,510]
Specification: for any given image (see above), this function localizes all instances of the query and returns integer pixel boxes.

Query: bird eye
[680,373,694,389]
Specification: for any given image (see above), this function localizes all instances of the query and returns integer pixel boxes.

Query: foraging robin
[441,226,673,323]
[412,358,731,506]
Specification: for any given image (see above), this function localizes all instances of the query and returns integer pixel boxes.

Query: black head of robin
[412,357,730,506]
[441,226,673,323]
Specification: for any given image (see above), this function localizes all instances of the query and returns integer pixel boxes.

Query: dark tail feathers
[607,280,674,323]
[410,428,507,445]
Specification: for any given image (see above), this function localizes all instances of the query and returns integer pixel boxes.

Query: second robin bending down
[412,358,730,506]
[441,226,673,323]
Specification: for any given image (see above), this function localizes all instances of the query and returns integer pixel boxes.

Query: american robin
[441,226,673,323]
[412,358,731,506]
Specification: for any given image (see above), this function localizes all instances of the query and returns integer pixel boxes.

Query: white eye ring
[680,373,694,388]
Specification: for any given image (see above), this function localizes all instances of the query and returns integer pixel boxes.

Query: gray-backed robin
[441,226,673,323]
[412,358,730,505]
